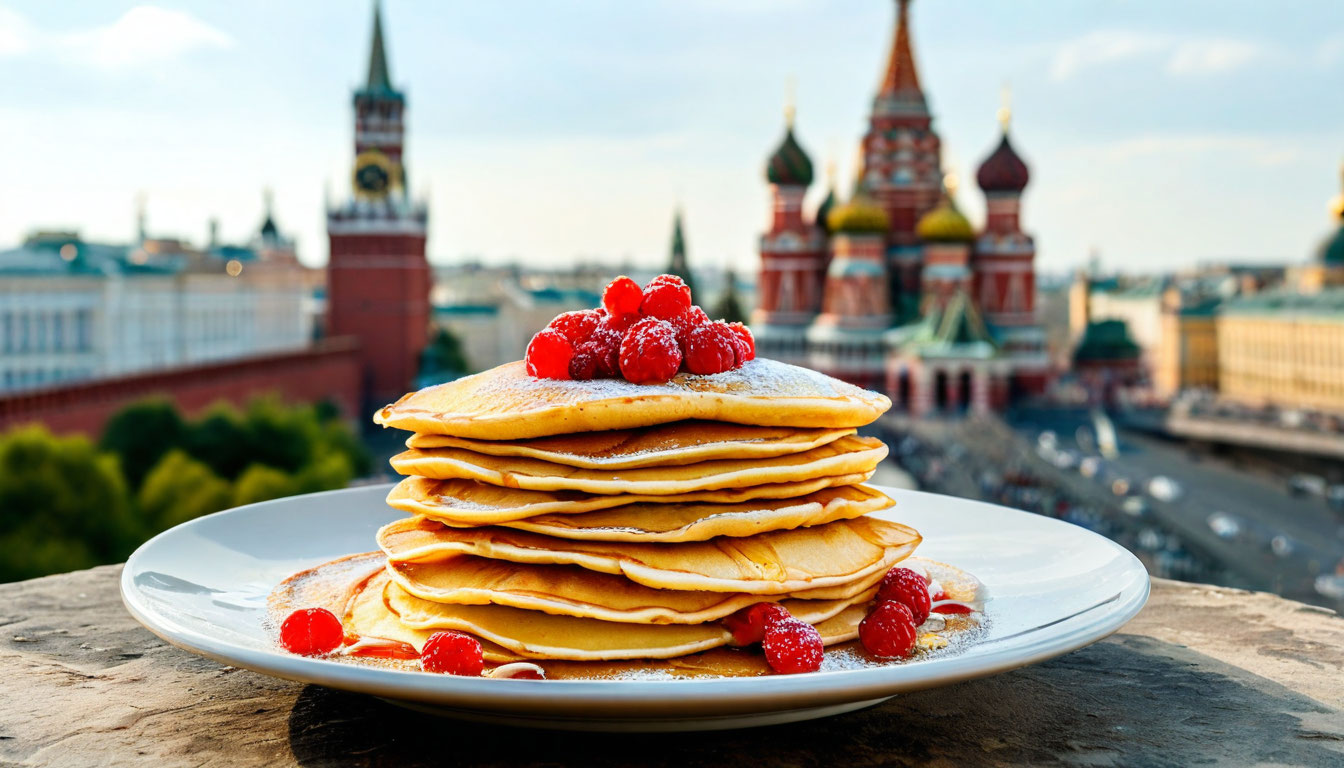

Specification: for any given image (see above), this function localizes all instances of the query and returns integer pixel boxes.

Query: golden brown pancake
[383,578,867,661]
[405,421,855,469]
[502,484,894,543]
[378,515,921,594]
[390,435,888,495]
[386,555,884,624]
[386,474,876,526]
[374,358,891,440]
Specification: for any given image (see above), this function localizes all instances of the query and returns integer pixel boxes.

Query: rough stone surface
[1,567,1341,767]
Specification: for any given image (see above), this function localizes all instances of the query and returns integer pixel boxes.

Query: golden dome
[917,171,976,243]
[1330,160,1344,221]
[827,193,890,235]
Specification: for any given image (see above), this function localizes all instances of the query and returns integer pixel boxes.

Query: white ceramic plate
[121,483,1149,732]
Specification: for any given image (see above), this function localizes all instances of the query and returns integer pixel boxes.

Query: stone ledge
[1,567,1341,767]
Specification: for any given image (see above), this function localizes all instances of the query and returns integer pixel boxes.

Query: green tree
[712,268,747,324]
[183,404,253,480]
[422,326,470,379]
[239,397,319,475]
[98,399,185,490]
[0,426,138,582]
[137,450,232,533]
[232,463,296,507]
[293,453,355,495]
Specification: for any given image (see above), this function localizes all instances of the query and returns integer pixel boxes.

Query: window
[18,313,30,352]
[53,313,65,352]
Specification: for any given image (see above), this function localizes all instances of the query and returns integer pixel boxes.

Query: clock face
[356,161,390,195]
[352,150,396,198]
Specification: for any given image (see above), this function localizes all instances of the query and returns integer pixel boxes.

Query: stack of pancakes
[355,357,920,664]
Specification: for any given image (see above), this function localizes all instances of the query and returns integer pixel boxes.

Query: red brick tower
[973,99,1049,393]
[752,105,827,365]
[327,1,430,407]
[864,0,944,322]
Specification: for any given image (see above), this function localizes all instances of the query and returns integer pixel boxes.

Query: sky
[1,0,1342,276]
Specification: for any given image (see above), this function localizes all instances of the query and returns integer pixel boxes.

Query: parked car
[1147,476,1182,503]
[1207,512,1242,540]
[1289,474,1326,497]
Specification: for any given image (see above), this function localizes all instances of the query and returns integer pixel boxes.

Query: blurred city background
[2,1,1343,613]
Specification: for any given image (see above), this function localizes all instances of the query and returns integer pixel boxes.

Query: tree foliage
[422,326,470,379]
[3,395,374,583]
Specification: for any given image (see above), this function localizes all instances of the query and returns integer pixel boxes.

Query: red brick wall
[0,337,364,437]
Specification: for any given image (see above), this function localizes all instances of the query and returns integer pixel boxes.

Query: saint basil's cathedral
[751,0,1049,415]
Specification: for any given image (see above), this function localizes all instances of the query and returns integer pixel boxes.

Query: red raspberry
[670,305,710,350]
[525,328,573,379]
[420,630,484,676]
[618,317,682,383]
[722,602,790,646]
[569,327,621,380]
[875,566,931,625]
[640,275,692,321]
[726,322,755,361]
[684,321,742,375]
[859,600,918,659]
[602,275,643,317]
[547,309,601,345]
[600,311,640,335]
[761,618,824,674]
[279,607,344,656]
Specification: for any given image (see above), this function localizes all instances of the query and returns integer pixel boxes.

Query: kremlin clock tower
[327,2,430,407]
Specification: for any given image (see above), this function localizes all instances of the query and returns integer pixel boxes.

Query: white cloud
[0,7,34,56]
[0,5,232,69]
[1052,30,1265,80]
[1167,38,1263,75]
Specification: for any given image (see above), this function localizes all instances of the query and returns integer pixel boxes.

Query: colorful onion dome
[976,132,1030,194]
[1330,160,1344,222]
[766,125,814,187]
[827,189,890,235]
[1320,224,1344,266]
[916,198,974,243]
[815,187,837,231]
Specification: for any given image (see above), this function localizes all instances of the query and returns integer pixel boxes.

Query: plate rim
[120,483,1150,716]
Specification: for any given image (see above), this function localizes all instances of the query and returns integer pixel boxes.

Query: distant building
[751,0,1048,415]
[326,2,431,407]
[0,205,313,394]
[1154,287,1219,398]
[1072,319,1143,404]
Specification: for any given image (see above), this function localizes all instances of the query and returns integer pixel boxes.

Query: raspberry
[525,328,573,379]
[600,311,640,335]
[859,600,918,659]
[602,275,643,317]
[726,322,755,361]
[761,618,824,674]
[640,275,692,321]
[420,630,484,676]
[569,328,621,380]
[279,608,344,656]
[875,566,931,625]
[618,317,682,383]
[670,305,710,350]
[684,321,741,375]
[723,602,790,646]
[548,309,601,345]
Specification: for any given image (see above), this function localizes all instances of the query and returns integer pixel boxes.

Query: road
[1012,408,1344,604]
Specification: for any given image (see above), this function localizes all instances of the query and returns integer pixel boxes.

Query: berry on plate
[859,600,918,659]
[618,317,682,383]
[761,617,824,674]
[279,607,344,656]
[547,309,601,345]
[525,328,574,379]
[420,630,485,676]
[639,275,692,321]
[602,275,643,317]
[876,566,932,625]
[722,602,790,646]
[726,322,755,361]
[684,321,741,375]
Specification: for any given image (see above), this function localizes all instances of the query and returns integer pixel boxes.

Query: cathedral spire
[668,207,696,295]
[880,0,923,99]
[365,1,392,93]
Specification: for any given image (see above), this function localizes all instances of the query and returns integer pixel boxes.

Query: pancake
[378,516,921,594]
[387,474,876,526]
[502,484,895,543]
[384,578,868,661]
[405,422,856,469]
[390,435,888,495]
[387,556,884,624]
[374,358,892,440]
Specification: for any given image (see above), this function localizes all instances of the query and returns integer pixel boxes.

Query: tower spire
[668,206,696,295]
[366,1,392,92]
[998,82,1012,132]
[880,0,922,98]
